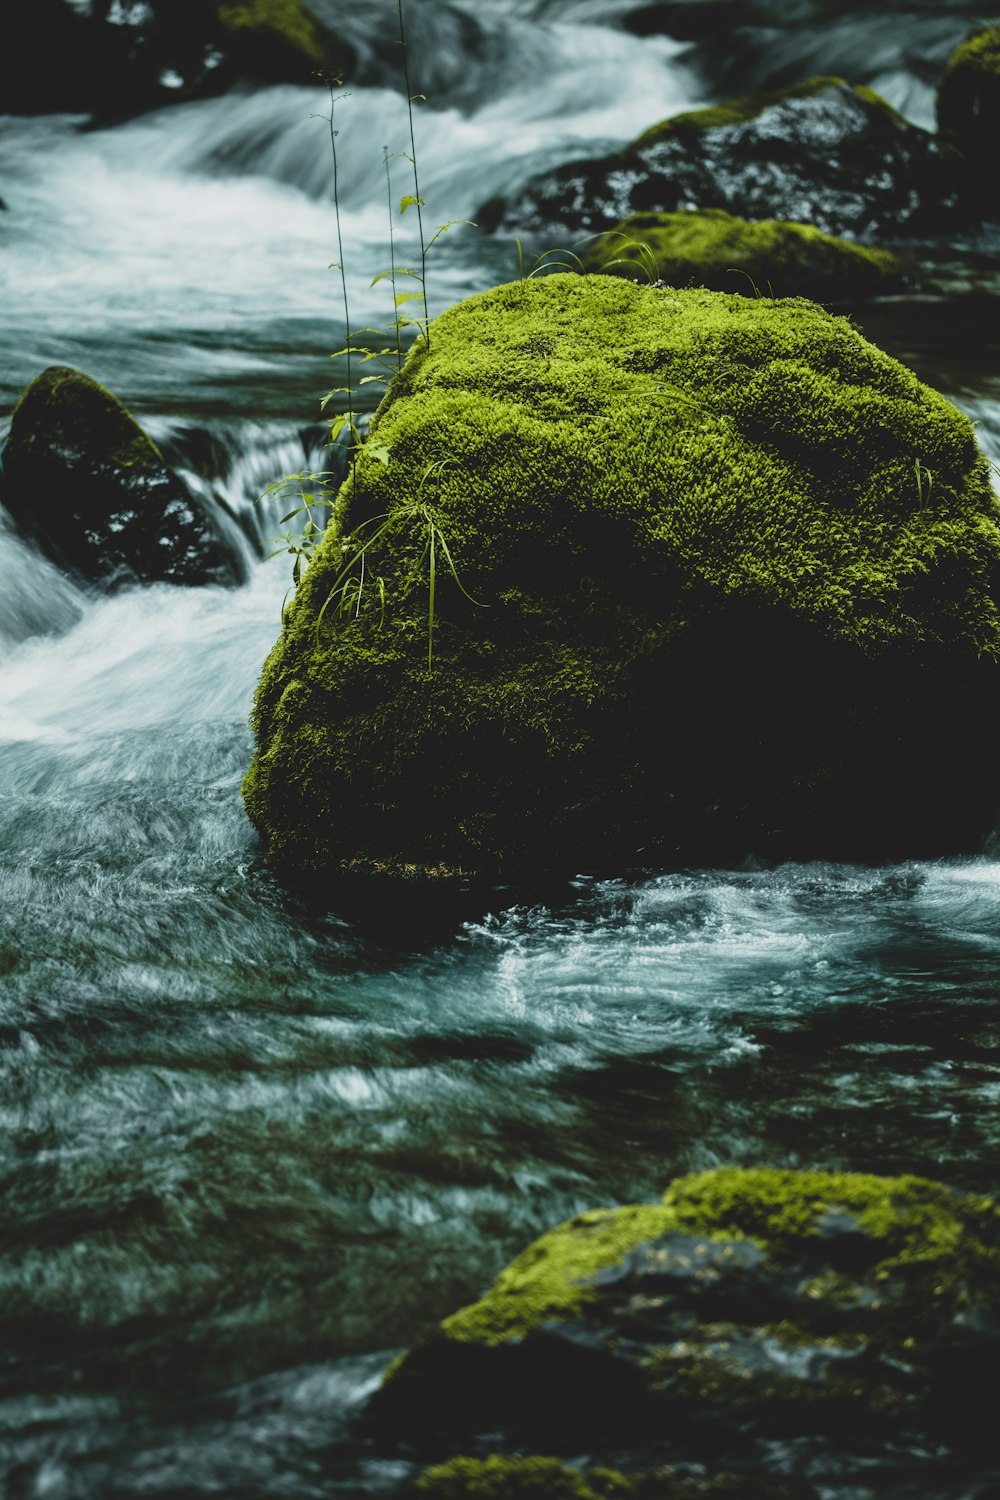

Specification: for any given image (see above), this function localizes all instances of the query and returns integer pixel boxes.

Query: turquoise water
[1,2,999,1493]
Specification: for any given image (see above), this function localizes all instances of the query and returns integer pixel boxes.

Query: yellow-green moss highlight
[422,1166,1000,1351]
[216,0,335,72]
[580,209,906,299]
[244,275,1000,875]
[632,76,903,153]
[416,1456,630,1499]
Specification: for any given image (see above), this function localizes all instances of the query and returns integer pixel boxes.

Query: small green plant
[915,457,935,509]
[583,228,660,284]
[314,458,486,667]
[259,0,475,629]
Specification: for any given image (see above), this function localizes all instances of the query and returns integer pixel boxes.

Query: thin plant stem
[326,80,355,481]
[396,0,431,344]
[383,145,403,371]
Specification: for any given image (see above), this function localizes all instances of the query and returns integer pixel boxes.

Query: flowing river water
[1,2,1000,1495]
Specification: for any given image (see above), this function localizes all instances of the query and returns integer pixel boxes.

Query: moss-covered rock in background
[480,77,962,240]
[0,366,242,588]
[381,1167,1000,1496]
[0,0,354,122]
[580,209,908,299]
[414,1457,800,1500]
[936,25,1000,214]
[244,274,1000,881]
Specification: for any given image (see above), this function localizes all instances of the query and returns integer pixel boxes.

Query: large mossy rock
[378,1167,1000,1497]
[414,1453,797,1499]
[244,275,1000,881]
[0,0,353,121]
[936,25,1000,215]
[480,77,962,241]
[580,209,907,299]
[0,367,241,588]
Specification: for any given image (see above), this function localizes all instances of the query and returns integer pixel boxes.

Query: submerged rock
[0,366,241,588]
[936,25,1000,216]
[480,77,963,241]
[381,1167,1000,1497]
[244,275,1000,880]
[580,209,908,299]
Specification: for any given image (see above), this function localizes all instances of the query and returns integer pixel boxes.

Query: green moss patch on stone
[418,1166,999,1353]
[378,1166,1000,1482]
[579,209,907,299]
[631,76,903,153]
[9,365,163,474]
[215,0,331,73]
[244,274,999,878]
[414,1456,802,1499]
[415,1455,627,1499]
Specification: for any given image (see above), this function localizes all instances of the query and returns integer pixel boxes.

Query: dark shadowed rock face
[937,25,1000,216]
[378,1167,1000,1500]
[0,367,242,589]
[0,0,354,123]
[480,78,964,241]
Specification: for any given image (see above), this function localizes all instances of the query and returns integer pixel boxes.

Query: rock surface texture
[936,25,1000,215]
[480,78,963,240]
[244,275,1000,881]
[381,1167,1000,1499]
[580,209,907,298]
[0,367,241,588]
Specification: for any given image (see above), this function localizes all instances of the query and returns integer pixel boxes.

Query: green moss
[631,76,903,153]
[412,1457,792,1499]
[440,1204,674,1345]
[215,0,332,71]
[244,274,999,877]
[411,1167,999,1355]
[580,209,906,299]
[415,1456,627,1499]
[9,366,162,472]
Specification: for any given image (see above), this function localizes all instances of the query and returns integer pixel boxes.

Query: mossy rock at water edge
[413,1453,797,1498]
[480,77,963,240]
[245,274,1000,880]
[0,366,241,588]
[381,1167,1000,1497]
[580,209,907,299]
[937,25,1000,214]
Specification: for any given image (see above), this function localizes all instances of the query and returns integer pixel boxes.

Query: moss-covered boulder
[580,209,907,299]
[480,77,962,240]
[245,274,1000,880]
[936,25,1000,215]
[0,0,353,121]
[0,367,241,588]
[379,1167,1000,1496]
[413,1454,798,1499]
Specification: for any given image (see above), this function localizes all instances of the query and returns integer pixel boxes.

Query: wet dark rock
[0,0,355,123]
[937,25,1000,217]
[0,366,242,588]
[379,1167,1000,1499]
[480,77,964,242]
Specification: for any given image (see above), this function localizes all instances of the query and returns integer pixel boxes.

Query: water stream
[2,2,1000,1494]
